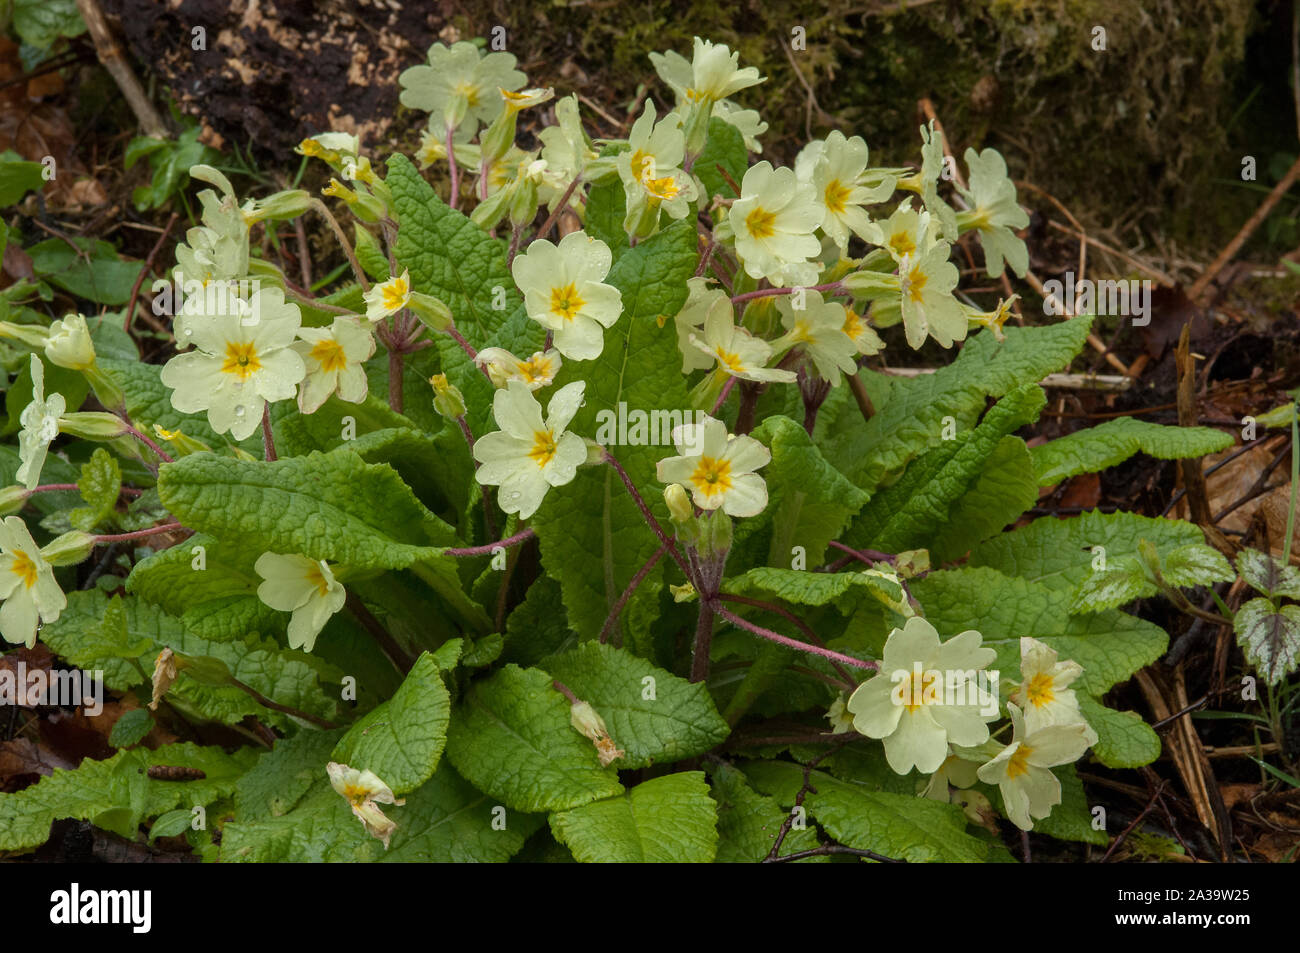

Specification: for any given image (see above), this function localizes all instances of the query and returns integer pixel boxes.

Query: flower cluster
[844,625,1097,831]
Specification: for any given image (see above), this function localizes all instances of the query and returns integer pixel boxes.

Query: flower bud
[429,374,467,420]
[57,412,129,441]
[669,581,697,603]
[0,320,51,349]
[153,424,211,457]
[664,484,693,524]
[0,485,30,516]
[40,530,96,567]
[44,314,97,371]
[241,189,312,224]
[408,291,453,332]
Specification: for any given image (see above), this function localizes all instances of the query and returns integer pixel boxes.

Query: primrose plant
[0,36,1251,862]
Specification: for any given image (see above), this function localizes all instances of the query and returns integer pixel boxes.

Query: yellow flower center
[714,348,746,373]
[688,456,732,500]
[1006,744,1034,779]
[897,670,936,713]
[792,320,814,343]
[221,340,263,381]
[824,179,852,215]
[455,80,480,107]
[382,277,409,312]
[10,550,38,590]
[529,430,557,468]
[1024,672,1056,708]
[549,283,585,321]
[644,175,681,201]
[342,783,370,805]
[745,206,777,240]
[629,149,652,183]
[889,230,916,257]
[518,355,554,384]
[309,338,349,374]
[843,309,864,340]
[905,267,927,303]
[304,562,333,598]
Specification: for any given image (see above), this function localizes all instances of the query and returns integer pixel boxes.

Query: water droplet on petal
[507,491,522,502]
[234,405,246,418]
[183,328,193,337]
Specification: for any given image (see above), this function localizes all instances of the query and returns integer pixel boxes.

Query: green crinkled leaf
[824,317,1094,492]
[724,565,908,619]
[388,153,543,435]
[1071,541,1235,612]
[584,180,629,253]
[330,652,451,795]
[1237,547,1300,600]
[1234,597,1300,684]
[126,533,258,617]
[549,771,718,863]
[107,708,153,748]
[694,117,748,202]
[967,509,1206,601]
[744,761,1010,862]
[912,566,1167,694]
[69,447,121,531]
[277,396,474,519]
[222,762,536,863]
[40,590,339,726]
[0,743,256,853]
[732,415,868,571]
[531,221,697,646]
[1078,694,1162,768]
[13,0,86,50]
[845,384,1045,554]
[1030,417,1234,486]
[235,727,345,822]
[542,642,729,768]
[158,450,459,570]
[1160,542,1236,589]
[930,436,1039,563]
[446,664,623,812]
[711,763,824,862]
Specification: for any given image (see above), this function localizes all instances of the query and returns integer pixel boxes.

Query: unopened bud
[152,424,211,457]
[0,320,51,349]
[242,189,312,224]
[44,314,97,371]
[664,484,693,524]
[429,374,467,419]
[40,530,96,567]
[408,291,453,332]
[0,485,29,516]
[58,412,128,441]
